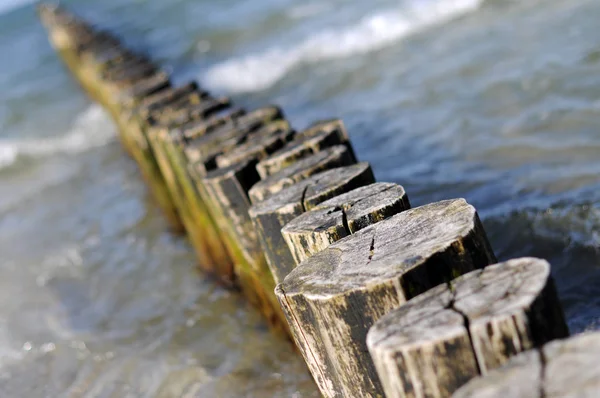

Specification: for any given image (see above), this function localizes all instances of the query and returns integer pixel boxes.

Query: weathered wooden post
[214,120,295,168]
[248,145,355,203]
[146,106,285,280]
[452,331,597,398]
[139,107,247,280]
[184,106,284,177]
[40,8,186,231]
[281,182,411,265]
[367,257,569,398]
[249,162,375,286]
[275,199,496,398]
[191,123,295,330]
[255,119,356,179]
[112,84,208,231]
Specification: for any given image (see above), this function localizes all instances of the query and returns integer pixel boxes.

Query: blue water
[1,0,600,395]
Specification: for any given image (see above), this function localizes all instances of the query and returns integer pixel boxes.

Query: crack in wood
[300,185,310,213]
[538,348,547,398]
[367,234,376,265]
[446,281,483,376]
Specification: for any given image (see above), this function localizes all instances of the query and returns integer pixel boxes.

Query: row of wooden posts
[38,4,600,397]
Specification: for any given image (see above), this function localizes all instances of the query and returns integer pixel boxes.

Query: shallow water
[0,0,599,396]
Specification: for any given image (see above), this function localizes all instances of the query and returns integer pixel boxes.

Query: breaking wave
[203,0,483,93]
[0,105,115,170]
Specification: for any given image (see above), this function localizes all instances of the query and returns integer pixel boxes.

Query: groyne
[38,4,595,397]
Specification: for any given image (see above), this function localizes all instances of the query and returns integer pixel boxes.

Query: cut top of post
[289,182,410,234]
[281,182,411,264]
[184,106,284,163]
[174,108,246,142]
[249,162,375,218]
[186,120,292,177]
[452,332,600,398]
[119,72,171,103]
[279,198,491,299]
[154,97,231,126]
[255,119,352,179]
[248,145,354,203]
[215,120,295,168]
[367,257,564,361]
[131,82,200,111]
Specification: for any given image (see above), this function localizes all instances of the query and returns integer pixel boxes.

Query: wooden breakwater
[38,4,597,397]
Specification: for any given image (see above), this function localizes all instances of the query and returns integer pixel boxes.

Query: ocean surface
[1,0,599,396]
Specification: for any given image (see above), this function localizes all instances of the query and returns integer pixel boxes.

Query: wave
[202,0,484,93]
[0,104,115,170]
[287,3,333,20]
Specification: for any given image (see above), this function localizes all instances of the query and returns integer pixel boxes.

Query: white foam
[287,3,332,20]
[0,104,115,170]
[203,0,483,93]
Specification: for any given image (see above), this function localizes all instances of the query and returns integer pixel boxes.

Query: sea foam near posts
[202,0,484,93]
[0,104,114,170]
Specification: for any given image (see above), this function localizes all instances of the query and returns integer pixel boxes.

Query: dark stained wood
[282,182,411,265]
[150,96,230,127]
[249,162,375,286]
[453,331,596,398]
[248,145,355,203]
[255,119,356,179]
[183,105,284,176]
[367,257,569,398]
[215,120,295,168]
[197,121,296,331]
[276,199,496,398]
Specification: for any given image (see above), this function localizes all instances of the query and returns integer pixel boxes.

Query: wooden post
[183,105,284,176]
[215,120,295,168]
[275,199,496,398]
[367,257,569,398]
[248,145,355,203]
[197,122,296,330]
[249,162,375,286]
[150,96,230,126]
[40,8,186,232]
[120,84,206,152]
[144,106,281,281]
[143,105,252,281]
[256,119,356,179]
[111,85,208,232]
[282,182,411,265]
[127,81,199,113]
[452,332,600,398]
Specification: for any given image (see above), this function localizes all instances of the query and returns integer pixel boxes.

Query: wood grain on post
[249,162,375,286]
[184,105,284,177]
[198,122,296,329]
[187,120,291,189]
[452,332,599,398]
[255,119,356,179]
[144,107,245,215]
[367,257,569,398]
[120,84,206,151]
[143,107,264,281]
[275,199,496,398]
[215,119,295,168]
[282,182,411,265]
[151,96,230,127]
[248,145,355,203]
[108,85,209,232]
[40,9,187,231]
[129,81,200,113]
